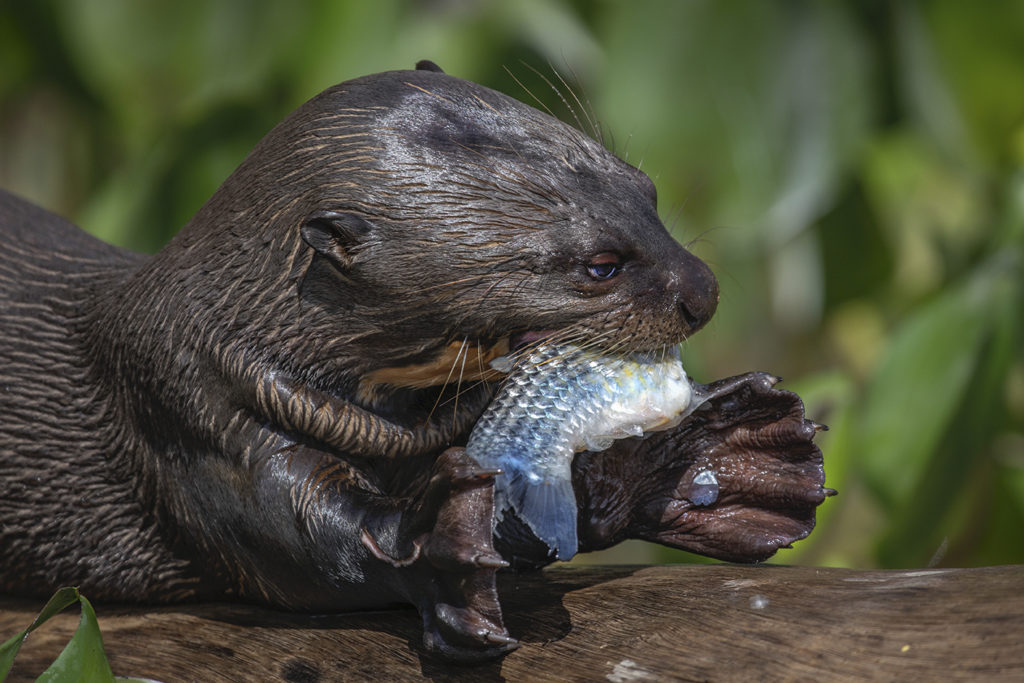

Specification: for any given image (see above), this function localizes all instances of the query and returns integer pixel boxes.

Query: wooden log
[2,564,1022,681]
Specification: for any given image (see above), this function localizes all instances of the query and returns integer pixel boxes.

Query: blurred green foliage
[1,0,1021,569]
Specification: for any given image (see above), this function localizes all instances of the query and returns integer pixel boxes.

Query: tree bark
[2,564,1022,681]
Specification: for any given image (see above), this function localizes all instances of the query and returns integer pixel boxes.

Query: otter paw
[573,372,832,562]
[403,448,517,659]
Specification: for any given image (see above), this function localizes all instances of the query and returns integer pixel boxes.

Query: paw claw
[433,603,514,649]
[474,553,510,569]
[452,465,503,484]
[360,527,422,567]
[484,631,520,646]
[408,448,513,660]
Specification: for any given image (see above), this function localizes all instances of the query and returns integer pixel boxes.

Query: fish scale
[465,343,701,561]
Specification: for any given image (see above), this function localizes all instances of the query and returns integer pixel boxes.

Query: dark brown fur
[0,64,827,659]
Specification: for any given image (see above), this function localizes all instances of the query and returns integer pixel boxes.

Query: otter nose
[675,250,719,335]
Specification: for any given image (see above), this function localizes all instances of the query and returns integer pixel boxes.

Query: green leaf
[0,587,82,681]
[0,588,142,683]
[37,594,115,683]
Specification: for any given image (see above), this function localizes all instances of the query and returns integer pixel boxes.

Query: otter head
[165,63,716,428]
[288,65,717,393]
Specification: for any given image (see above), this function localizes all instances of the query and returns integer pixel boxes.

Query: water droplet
[688,469,719,506]
[749,594,769,609]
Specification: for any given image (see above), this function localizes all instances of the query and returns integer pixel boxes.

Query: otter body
[0,64,828,659]
[0,193,189,597]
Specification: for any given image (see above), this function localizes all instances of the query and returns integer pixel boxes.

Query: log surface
[2,564,1022,682]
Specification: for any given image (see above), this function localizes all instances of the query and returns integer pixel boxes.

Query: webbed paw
[365,447,517,660]
[573,372,832,562]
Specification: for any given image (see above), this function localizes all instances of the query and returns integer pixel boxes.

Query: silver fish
[465,343,704,561]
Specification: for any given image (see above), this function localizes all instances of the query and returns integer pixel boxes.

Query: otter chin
[0,61,828,662]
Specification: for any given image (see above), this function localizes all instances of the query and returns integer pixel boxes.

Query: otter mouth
[507,330,684,357]
[508,330,558,353]
[357,331,561,396]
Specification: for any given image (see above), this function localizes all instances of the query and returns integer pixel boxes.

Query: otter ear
[415,59,445,73]
[300,211,373,270]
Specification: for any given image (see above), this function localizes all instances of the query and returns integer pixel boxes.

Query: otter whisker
[419,338,470,425]
[427,338,501,414]
[522,61,589,142]
[449,335,473,441]
[683,225,724,252]
[547,59,602,145]
[560,60,604,146]
[503,64,559,124]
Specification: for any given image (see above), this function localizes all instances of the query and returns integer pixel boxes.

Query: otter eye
[586,254,622,281]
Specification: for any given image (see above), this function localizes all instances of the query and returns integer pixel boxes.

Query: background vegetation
[1,0,1021,569]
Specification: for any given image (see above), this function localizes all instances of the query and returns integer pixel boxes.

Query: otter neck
[85,242,492,471]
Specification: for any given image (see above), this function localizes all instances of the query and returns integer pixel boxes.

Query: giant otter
[0,61,829,659]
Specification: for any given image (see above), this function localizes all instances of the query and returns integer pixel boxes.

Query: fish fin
[500,462,578,561]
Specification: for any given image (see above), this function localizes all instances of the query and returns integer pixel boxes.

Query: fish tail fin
[501,462,578,561]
